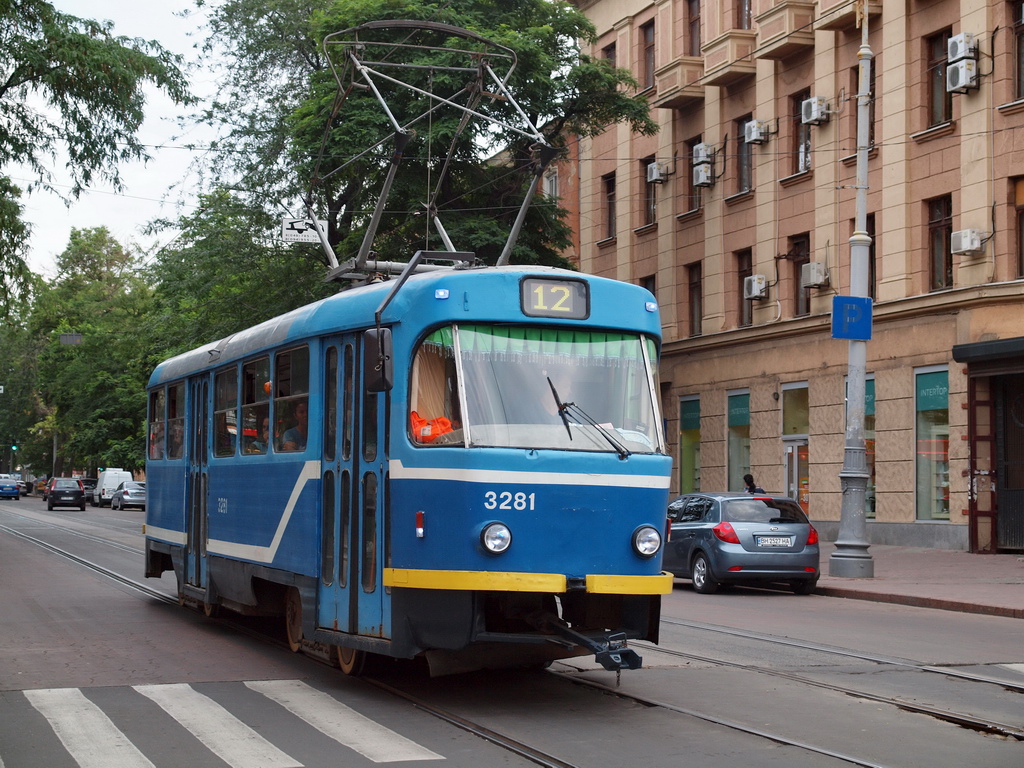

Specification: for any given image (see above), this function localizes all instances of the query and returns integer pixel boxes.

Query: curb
[814,586,1024,620]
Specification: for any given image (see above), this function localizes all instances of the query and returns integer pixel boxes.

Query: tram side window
[167,382,185,459]
[149,389,166,460]
[410,330,461,445]
[214,367,238,457]
[275,346,310,452]
[242,357,271,454]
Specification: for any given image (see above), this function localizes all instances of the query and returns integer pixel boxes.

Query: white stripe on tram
[133,683,299,768]
[389,459,671,489]
[246,680,444,763]
[23,688,155,768]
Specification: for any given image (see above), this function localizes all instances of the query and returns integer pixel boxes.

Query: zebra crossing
[5,679,444,767]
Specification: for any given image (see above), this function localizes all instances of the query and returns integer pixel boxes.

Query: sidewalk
[815,543,1024,619]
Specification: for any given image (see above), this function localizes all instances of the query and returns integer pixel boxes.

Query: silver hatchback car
[664,492,820,595]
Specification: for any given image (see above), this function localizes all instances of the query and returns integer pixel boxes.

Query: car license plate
[757,536,792,547]
[60,495,74,501]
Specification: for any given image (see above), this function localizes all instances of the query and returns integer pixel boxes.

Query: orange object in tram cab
[410,411,453,443]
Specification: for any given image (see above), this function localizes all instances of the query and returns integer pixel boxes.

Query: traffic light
[10,443,16,452]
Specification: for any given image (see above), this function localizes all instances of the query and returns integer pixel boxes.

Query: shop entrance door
[784,439,809,515]
[996,375,1024,549]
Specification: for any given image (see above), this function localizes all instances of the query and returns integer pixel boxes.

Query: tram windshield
[410,324,663,453]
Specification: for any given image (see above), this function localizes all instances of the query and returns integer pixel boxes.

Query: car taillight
[807,524,819,546]
[712,521,740,544]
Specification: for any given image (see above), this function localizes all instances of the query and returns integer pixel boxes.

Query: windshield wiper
[547,377,573,441]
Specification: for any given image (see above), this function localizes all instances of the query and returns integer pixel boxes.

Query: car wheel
[112,497,119,510]
[47,502,53,511]
[691,552,719,594]
[791,579,817,595]
[79,504,86,511]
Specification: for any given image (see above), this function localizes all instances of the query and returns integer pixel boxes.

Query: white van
[93,468,133,507]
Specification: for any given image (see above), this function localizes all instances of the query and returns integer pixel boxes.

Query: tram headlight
[481,522,512,554]
[632,525,662,558]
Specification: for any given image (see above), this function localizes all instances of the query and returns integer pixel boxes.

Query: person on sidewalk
[743,473,765,494]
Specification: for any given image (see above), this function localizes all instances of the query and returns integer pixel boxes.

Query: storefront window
[915,368,949,520]
[727,391,750,491]
[679,397,701,492]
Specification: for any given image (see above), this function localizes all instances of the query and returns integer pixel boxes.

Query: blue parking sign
[832,296,872,340]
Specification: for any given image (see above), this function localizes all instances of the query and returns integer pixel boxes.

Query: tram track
[3,511,1016,767]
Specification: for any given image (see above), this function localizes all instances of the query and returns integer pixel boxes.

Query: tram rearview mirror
[364,328,393,392]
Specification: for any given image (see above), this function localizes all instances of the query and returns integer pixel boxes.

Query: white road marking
[246,679,444,763]
[24,688,155,768]
[133,683,300,768]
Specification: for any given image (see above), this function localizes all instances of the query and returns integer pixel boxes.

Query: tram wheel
[284,587,303,652]
[335,644,368,676]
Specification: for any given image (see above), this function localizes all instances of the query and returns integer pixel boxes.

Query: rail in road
[2,502,1022,768]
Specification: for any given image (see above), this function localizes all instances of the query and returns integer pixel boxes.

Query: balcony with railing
[701,29,757,86]
[814,0,881,31]
[653,57,706,108]
[755,0,816,60]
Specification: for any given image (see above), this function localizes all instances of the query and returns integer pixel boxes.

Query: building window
[915,367,949,521]
[684,136,703,212]
[928,195,952,290]
[641,21,655,90]
[642,156,657,226]
[688,0,702,57]
[1014,179,1024,277]
[735,115,752,194]
[603,42,616,68]
[789,234,811,316]
[866,213,877,300]
[736,248,753,327]
[543,169,558,199]
[727,391,751,492]
[602,173,616,240]
[639,274,656,297]
[736,0,752,30]
[679,396,701,493]
[927,30,952,127]
[1016,2,1024,100]
[849,65,877,148]
[793,89,812,174]
[687,262,703,337]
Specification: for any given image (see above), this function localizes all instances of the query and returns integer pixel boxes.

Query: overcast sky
[15,1,213,276]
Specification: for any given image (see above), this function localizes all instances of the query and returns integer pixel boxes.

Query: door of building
[784,439,809,515]
[996,374,1024,549]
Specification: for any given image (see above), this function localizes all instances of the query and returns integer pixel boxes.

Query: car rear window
[54,479,80,490]
[722,498,808,524]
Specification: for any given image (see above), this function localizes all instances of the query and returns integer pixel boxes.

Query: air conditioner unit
[693,163,714,188]
[801,261,829,288]
[744,120,769,145]
[947,33,976,63]
[950,229,982,254]
[743,274,768,300]
[947,59,978,93]
[647,161,667,183]
[801,97,830,125]
[692,142,713,166]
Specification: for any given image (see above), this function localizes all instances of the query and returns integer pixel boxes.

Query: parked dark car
[110,481,146,510]
[45,477,87,511]
[0,475,19,500]
[664,492,820,595]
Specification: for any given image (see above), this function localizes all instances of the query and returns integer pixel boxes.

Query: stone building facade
[573,0,1024,551]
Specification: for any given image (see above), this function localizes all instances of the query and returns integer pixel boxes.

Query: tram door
[318,336,388,639]
[185,376,209,589]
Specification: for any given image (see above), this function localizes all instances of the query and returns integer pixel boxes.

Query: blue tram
[144,264,673,674]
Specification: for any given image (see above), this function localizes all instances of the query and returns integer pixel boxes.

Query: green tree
[193,0,654,267]
[32,228,154,473]
[0,0,191,309]
[148,188,335,356]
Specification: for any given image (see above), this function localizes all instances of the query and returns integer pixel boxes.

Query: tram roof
[148,265,661,386]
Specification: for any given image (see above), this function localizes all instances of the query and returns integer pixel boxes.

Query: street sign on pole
[281,218,327,243]
[832,296,872,341]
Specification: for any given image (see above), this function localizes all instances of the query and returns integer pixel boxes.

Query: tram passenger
[280,401,308,451]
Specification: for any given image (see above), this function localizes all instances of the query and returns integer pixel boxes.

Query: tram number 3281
[483,491,537,511]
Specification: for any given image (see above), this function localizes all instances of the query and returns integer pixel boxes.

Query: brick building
[573,0,1024,551]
